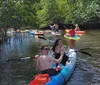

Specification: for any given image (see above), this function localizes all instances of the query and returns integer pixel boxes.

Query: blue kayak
[29,31,44,35]
[46,49,76,85]
[29,31,35,35]
[30,49,76,85]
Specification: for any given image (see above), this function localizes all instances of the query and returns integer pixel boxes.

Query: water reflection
[0,30,100,85]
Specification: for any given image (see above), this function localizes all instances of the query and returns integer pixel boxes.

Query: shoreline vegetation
[0,1,100,30]
[0,0,100,44]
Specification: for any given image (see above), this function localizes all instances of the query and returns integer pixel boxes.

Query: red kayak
[29,31,44,35]
[65,30,86,35]
[75,31,86,34]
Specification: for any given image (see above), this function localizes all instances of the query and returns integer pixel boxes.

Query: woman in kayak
[69,26,75,37]
[75,24,80,31]
[53,23,59,33]
[52,39,69,66]
[35,45,64,76]
[68,26,76,48]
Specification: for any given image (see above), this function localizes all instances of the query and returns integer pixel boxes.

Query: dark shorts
[41,68,59,76]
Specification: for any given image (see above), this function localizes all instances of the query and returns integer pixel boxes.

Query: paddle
[63,47,93,57]
[63,46,93,57]
[6,36,93,62]
[77,48,93,51]
[38,36,54,42]
[38,36,47,40]
[6,56,35,62]
[67,48,93,57]
[78,50,93,57]
[5,48,93,63]
[38,36,93,57]
[75,47,93,57]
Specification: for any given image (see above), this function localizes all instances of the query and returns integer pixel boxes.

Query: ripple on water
[0,31,100,85]
[67,66,87,85]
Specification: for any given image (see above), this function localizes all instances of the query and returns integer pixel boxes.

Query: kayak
[51,32,61,35]
[64,34,80,40]
[16,29,29,33]
[29,31,35,35]
[30,49,77,85]
[75,31,86,34]
[29,31,44,35]
[65,29,86,35]
[46,49,76,85]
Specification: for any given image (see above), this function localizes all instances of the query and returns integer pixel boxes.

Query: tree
[36,0,59,28]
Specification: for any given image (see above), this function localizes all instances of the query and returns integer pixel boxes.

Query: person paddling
[68,26,76,48]
[69,26,75,37]
[49,24,55,31]
[75,24,80,31]
[35,45,64,76]
[53,23,59,33]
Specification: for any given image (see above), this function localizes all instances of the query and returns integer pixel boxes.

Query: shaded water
[0,30,100,85]
[67,30,100,85]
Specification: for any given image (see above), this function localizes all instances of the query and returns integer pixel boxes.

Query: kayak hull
[65,29,86,35]
[29,31,44,35]
[64,34,80,40]
[51,32,61,35]
[30,49,77,85]
[75,31,86,34]
[46,49,76,85]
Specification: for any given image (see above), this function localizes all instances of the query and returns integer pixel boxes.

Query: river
[0,30,100,85]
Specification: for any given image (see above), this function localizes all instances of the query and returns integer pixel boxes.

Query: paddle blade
[78,48,93,51]
[38,36,47,40]
[20,57,31,60]
[79,51,93,57]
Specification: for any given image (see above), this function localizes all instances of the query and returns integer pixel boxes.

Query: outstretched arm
[49,51,64,63]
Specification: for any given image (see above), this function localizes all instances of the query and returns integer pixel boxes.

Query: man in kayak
[49,24,59,33]
[35,45,64,76]
[53,23,59,33]
[49,24,54,31]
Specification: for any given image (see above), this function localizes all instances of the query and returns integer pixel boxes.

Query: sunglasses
[43,48,49,50]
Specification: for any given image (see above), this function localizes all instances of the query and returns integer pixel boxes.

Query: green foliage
[36,0,59,28]
[0,0,100,30]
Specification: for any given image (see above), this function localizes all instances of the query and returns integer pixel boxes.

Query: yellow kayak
[64,34,80,40]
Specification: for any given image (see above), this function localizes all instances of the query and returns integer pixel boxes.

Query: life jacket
[30,74,50,85]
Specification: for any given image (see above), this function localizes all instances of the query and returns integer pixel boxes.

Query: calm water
[0,30,100,85]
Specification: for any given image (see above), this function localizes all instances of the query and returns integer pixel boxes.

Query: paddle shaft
[38,36,54,42]
[6,56,35,62]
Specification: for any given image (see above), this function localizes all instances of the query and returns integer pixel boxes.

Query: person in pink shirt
[68,26,76,48]
[69,26,75,37]
[35,45,64,76]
